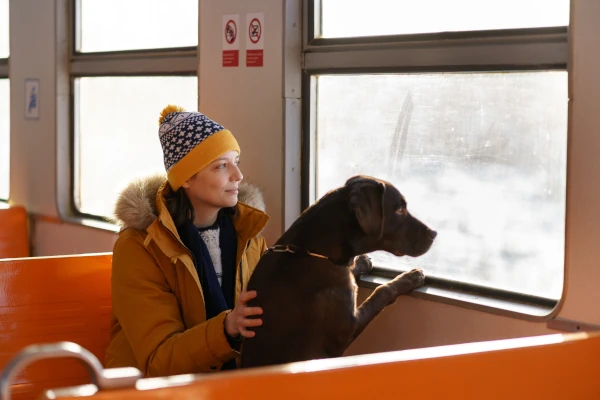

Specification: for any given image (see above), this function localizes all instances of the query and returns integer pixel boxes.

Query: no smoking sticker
[222,14,240,67]
[246,12,264,67]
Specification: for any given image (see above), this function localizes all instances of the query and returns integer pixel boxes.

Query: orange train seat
[25,330,600,400]
[0,253,114,400]
[0,206,29,258]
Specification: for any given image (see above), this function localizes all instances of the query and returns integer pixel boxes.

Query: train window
[73,76,197,217]
[321,0,569,38]
[304,1,569,302]
[0,79,8,201]
[314,72,567,299]
[75,0,198,53]
[67,0,198,221]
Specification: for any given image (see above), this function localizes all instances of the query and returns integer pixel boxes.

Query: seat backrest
[0,253,112,400]
[0,206,30,258]
[40,331,600,400]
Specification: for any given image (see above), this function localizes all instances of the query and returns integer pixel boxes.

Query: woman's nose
[233,165,243,181]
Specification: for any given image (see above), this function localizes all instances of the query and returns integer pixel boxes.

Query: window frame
[61,0,198,225]
[0,57,6,77]
[301,0,570,320]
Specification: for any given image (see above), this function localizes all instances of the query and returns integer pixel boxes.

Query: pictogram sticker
[225,20,237,44]
[222,14,240,67]
[246,13,264,67]
[24,78,40,120]
[249,18,261,44]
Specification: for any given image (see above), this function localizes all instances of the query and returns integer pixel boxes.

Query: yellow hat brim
[167,129,240,191]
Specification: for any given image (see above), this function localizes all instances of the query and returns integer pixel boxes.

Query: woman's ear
[181,172,198,189]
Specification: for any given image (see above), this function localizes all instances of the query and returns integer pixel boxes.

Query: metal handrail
[0,342,142,400]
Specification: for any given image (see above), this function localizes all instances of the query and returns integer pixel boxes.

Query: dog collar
[263,244,330,260]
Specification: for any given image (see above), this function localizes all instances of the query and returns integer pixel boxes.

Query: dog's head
[346,175,436,257]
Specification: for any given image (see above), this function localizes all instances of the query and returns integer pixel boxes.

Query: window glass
[0,79,9,200]
[77,0,198,52]
[315,72,567,299]
[74,76,198,217]
[321,0,569,38]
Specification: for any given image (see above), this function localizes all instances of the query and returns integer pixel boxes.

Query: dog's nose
[428,230,437,240]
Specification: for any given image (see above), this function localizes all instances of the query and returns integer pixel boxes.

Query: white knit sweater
[199,228,222,285]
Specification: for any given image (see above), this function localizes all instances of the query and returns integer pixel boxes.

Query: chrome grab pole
[0,342,142,400]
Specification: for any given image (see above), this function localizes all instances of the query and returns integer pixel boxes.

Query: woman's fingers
[234,311,263,339]
[239,319,262,337]
[239,316,263,327]
[239,327,256,338]
[225,290,263,339]
[242,306,263,317]
[234,313,263,327]
[238,290,258,303]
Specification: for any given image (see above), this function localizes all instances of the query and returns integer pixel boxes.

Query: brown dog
[240,175,436,368]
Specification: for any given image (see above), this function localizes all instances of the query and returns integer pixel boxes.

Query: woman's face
[182,150,243,212]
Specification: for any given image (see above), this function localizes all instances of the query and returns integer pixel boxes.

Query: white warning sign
[246,12,264,67]
[222,14,240,67]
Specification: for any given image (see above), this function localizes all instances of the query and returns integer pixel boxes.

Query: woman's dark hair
[164,187,195,228]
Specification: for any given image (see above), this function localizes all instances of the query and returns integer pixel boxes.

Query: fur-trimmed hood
[111,174,266,231]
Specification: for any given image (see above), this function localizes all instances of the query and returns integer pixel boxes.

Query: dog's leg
[351,254,373,282]
[350,268,425,343]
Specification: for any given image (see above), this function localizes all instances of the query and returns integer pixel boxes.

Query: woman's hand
[225,290,263,338]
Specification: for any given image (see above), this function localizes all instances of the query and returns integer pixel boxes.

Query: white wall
[199,0,301,244]
[9,0,57,217]
[556,0,600,324]
[347,292,552,355]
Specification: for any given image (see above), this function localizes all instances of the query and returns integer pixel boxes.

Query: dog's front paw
[389,268,425,296]
[402,268,426,289]
[353,254,373,277]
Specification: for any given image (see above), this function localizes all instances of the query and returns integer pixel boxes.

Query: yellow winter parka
[104,175,269,377]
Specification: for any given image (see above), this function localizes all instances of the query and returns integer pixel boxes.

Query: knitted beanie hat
[158,105,240,191]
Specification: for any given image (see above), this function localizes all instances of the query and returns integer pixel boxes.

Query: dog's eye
[397,208,408,216]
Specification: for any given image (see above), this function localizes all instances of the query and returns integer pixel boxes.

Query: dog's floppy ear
[349,179,385,238]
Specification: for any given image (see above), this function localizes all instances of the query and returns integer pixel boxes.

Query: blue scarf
[177,209,238,319]
[177,209,238,370]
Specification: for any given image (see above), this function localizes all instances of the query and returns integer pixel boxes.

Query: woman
[105,105,269,377]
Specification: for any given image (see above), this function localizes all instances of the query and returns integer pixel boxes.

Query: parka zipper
[238,240,252,290]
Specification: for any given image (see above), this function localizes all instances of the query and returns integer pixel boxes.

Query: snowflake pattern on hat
[159,111,225,171]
